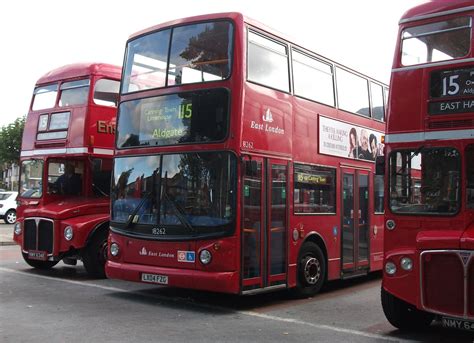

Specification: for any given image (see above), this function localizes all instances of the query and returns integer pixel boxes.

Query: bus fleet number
[242,141,254,149]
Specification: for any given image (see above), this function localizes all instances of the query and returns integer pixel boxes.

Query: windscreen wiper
[123,190,153,230]
[161,190,196,234]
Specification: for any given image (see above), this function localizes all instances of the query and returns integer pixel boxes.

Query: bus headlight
[14,222,22,235]
[110,243,120,257]
[385,261,397,275]
[199,249,212,265]
[64,226,74,241]
[400,257,413,271]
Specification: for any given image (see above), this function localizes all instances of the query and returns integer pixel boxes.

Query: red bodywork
[14,63,121,262]
[383,1,474,321]
[106,13,386,294]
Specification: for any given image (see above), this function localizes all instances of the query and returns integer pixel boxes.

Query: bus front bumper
[106,261,240,294]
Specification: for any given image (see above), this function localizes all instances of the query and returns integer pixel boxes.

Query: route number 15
[442,75,459,96]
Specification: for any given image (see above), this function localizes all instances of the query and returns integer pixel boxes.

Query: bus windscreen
[111,152,236,237]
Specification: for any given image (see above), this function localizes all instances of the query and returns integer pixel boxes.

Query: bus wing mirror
[375,156,385,175]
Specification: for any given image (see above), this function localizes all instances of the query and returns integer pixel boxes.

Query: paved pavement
[0,223,14,246]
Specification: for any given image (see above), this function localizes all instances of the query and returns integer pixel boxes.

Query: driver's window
[92,158,112,197]
[47,160,84,196]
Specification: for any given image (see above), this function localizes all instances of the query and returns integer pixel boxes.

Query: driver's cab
[47,159,84,196]
[20,156,112,202]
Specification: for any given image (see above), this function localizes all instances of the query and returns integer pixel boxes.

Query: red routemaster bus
[13,63,121,277]
[380,1,474,332]
[106,13,388,295]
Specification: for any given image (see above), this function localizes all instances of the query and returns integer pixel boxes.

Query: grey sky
[0,0,423,127]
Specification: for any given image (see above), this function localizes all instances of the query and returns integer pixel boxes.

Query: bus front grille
[421,250,473,319]
[23,218,54,254]
[23,220,37,250]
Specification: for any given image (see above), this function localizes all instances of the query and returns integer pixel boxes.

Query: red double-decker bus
[106,13,387,295]
[13,63,121,277]
[380,1,474,332]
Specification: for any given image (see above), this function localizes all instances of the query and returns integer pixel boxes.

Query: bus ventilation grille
[23,218,54,254]
[421,251,473,319]
[428,119,474,129]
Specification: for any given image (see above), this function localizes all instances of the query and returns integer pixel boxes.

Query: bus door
[241,157,288,293]
[341,168,370,275]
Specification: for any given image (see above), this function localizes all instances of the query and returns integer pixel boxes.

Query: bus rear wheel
[381,287,434,330]
[82,229,108,278]
[293,242,326,298]
[22,253,59,269]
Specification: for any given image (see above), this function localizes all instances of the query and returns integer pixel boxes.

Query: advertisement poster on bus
[319,116,384,161]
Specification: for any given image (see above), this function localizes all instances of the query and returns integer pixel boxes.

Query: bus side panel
[240,82,292,157]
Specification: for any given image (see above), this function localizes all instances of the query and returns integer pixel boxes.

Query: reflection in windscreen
[111,152,236,232]
[122,20,233,93]
[389,148,460,214]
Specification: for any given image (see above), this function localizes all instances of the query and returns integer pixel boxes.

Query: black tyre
[22,253,59,269]
[82,229,108,278]
[4,209,16,224]
[293,241,326,298]
[381,287,434,331]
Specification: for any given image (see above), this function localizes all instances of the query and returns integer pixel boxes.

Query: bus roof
[128,12,387,87]
[400,1,474,24]
[36,63,122,85]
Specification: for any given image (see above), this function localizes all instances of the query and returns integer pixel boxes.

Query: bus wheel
[82,229,108,278]
[381,287,434,330]
[22,253,59,269]
[294,242,326,297]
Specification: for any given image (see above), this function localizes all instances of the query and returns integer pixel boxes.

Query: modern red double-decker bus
[106,13,388,295]
[13,63,121,277]
[380,1,474,332]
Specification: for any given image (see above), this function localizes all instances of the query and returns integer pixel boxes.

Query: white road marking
[0,267,405,342]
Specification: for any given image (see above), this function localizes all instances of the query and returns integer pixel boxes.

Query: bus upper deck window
[59,79,90,107]
[94,79,120,107]
[401,17,471,66]
[32,84,58,111]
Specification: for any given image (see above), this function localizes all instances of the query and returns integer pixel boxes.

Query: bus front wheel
[293,242,326,298]
[381,287,434,330]
[82,229,108,278]
[22,253,59,269]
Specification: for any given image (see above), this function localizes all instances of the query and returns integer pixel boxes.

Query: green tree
[0,116,25,165]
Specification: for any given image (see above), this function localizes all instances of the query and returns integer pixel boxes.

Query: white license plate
[28,251,47,261]
[141,273,168,285]
[441,316,474,332]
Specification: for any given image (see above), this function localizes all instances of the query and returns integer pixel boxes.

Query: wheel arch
[85,220,110,247]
